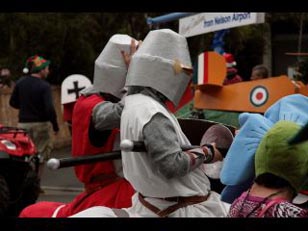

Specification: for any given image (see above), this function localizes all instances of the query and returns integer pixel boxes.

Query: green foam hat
[255,120,308,192]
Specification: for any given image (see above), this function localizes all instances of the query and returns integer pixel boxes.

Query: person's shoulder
[13,75,28,86]
[276,201,308,217]
[16,75,27,81]
[39,79,52,88]
[126,94,160,108]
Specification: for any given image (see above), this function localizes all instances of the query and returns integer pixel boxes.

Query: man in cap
[71,29,230,217]
[9,55,59,184]
[19,35,138,217]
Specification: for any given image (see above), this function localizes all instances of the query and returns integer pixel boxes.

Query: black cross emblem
[67,81,85,100]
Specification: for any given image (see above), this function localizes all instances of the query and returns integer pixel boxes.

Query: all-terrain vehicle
[0,124,40,217]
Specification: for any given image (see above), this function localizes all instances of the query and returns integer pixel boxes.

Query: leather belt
[138,193,209,217]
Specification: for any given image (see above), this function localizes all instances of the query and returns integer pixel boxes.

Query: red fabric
[300,190,308,195]
[19,94,135,217]
[223,53,235,64]
[19,179,135,217]
[62,102,76,122]
[166,82,194,113]
[203,52,209,84]
[223,67,243,85]
[55,178,134,217]
[72,94,117,183]
[19,201,65,217]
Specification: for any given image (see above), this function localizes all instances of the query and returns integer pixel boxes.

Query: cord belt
[138,193,209,217]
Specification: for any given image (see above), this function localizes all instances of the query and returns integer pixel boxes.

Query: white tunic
[120,94,228,217]
[70,93,229,218]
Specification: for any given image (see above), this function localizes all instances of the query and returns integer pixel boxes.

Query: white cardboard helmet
[94,34,137,99]
[125,29,192,106]
[61,74,92,104]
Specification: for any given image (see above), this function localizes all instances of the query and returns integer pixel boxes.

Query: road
[38,145,83,203]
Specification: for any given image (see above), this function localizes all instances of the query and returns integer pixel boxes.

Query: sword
[119,139,199,152]
[47,151,121,170]
[47,139,200,170]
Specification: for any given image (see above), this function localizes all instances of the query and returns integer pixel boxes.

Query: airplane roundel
[250,86,269,107]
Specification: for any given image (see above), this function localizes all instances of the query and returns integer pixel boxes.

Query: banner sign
[179,12,265,37]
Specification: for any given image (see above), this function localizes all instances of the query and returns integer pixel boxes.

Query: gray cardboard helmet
[125,29,192,106]
[94,34,136,99]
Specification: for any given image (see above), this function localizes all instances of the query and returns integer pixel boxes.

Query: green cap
[255,120,308,192]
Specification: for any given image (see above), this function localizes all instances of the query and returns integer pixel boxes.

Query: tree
[0,13,153,85]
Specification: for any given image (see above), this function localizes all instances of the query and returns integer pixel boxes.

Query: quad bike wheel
[18,169,40,215]
[8,168,40,217]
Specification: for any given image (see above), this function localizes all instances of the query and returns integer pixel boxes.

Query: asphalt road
[38,145,83,203]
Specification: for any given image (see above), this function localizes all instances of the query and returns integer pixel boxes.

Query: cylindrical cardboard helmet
[94,34,136,99]
[125,29,192,106]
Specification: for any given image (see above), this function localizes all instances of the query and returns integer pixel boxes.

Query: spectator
[9,55,59,190]
[250,64,269,81]
[222,53,243,85]
[220,94,308,205]
[0,68,14,89]
[228,120,308,217]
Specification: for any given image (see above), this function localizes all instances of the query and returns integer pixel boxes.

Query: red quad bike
[0,124,40,217]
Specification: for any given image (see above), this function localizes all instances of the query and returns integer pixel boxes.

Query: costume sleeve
[143,113,205,179]
[92,101,124,130]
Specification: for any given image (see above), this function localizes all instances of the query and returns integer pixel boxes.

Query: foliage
[0,13,151,85]
[0,12,307,85]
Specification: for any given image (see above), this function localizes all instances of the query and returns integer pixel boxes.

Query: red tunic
[62,102,76,122]
[19,94,134,217]
[72,94,117,183]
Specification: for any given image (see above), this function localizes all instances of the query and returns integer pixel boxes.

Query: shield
[177,118,235,145]
[178,118,235,192]
[61,74,92,104]
[200,123,234,180]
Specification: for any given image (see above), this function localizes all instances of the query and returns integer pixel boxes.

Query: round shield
[200,124,234,180]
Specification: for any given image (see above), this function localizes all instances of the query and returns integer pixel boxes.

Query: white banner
[179,12,265,37]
